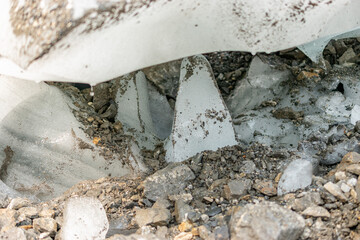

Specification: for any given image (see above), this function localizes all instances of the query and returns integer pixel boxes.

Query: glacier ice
[115,72,160,149]
[351,105,360,125]
[165,55,237,162]
[0,76,147,200]
[61,197,109,240]
[228,56,291,117]
[0,0,359,84]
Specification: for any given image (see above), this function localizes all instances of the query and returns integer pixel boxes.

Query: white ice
[165,55,237,162]
[115,72,160,149]
[61,197,109,240]
[0,75,146,200]
[0,0,359,84]
[227,56,290,117]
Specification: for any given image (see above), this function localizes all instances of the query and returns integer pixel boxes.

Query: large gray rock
[229,202,305,240]
[143,163,195,201]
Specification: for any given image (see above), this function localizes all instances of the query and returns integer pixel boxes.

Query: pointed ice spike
[165,55,237,162]
[115,71,159,149]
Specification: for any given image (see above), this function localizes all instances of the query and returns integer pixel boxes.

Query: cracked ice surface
[165,55,237,162]
[0,0,359,84]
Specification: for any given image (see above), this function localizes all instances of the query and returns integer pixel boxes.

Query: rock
[178,220,193,232]
[322,138,360,165]
[338,48,356,65]
[334,171,347,181]
[273,107,304,120]
[198,225,215,240]
[253,180,277,196]
[302,206,330,218]
[229,202,305,240]
[174,232,193,240]
[345,164,360,175]
[93,82,110,111]
[61,197,109,240]
[223,179,252,200]
[135,207,171,227]
[355,121,360,133]
[33,217,57,233]
[290,192,323,212]
[340,183,351,193]
[143,59,181,98]
[0,227,27,240]
[213,225,230,240]
[143,163,195,201]
[7,198,31,210]
[0,208,16,232]
[278,159,313,195]
[18,207,38,218]
[106,233,165,240]
[324,182,348,202]
[174,200,194,223]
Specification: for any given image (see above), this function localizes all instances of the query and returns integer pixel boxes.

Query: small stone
[346,164,360,175]
[324,182,348,202]
[205,207,222,217]
[302,206,330,218]
[223,179,252,200]
[335,171,347,181]
[7,198,31,210]
[0,227,27,240]
[156,226,168,239]
[174,232,193,240]
[214,225,229,240]
[174,200,194,223]
[33,218,57,233]
[347,178,357,187]
[168,193,193,203]
[143,163,195,201]
[253,180,277,196]
[297,71,321,82]
[135,207,171,227]
[39,208,55,218]
[0,209,16,232]
[230,202,305,240]
[290,192,323,212]
[178,221,193,232]
[200,214,209,223]
[198,225,215,240]
[341,183,352,193]
[338,48,356,65]
[153,198,171,209]
[203,197,213,203]
[18,207,38,218]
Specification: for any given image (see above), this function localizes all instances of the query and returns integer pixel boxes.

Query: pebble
[135,207,171,227]
[33,217,57,233]
[223,179,251,200]
[340,183,351,193]
[302,206,330,218]
[143,163,195,201]
[7,198,31,210]
[324,182,348,202]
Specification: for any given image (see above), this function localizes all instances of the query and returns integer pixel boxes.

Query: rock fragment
[143,163,195,201]
[302,206,330,218]
[324,182,348,202]
[33,217,57,234]
[223,179,252,200]
[229,202,305,240]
